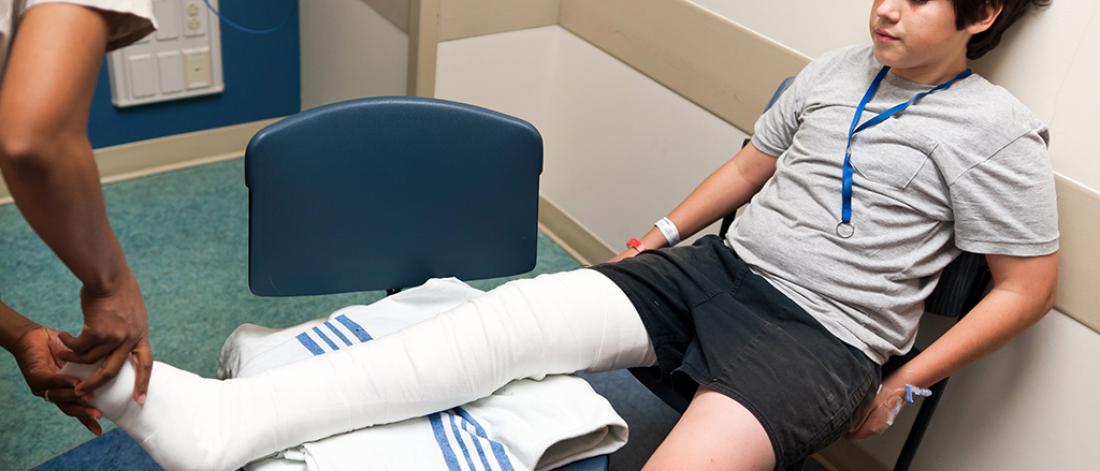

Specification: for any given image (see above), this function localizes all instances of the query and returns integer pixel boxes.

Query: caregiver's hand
[12,326,103,435]
[59,272,152,404]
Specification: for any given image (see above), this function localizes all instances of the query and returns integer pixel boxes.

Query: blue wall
[88,0,300,149]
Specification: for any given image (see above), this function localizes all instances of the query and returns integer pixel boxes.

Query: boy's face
[869,0,973,77]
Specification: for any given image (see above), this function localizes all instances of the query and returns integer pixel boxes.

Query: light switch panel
[157,51,184,93]
[153,0,181,41]
[107,0,223,107]
[127,54,157,98]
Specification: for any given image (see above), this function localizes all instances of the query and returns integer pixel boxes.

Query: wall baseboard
[537,196,615,266]
[0,118,280,205]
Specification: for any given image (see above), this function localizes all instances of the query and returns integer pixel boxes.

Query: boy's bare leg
[644,386,775,471]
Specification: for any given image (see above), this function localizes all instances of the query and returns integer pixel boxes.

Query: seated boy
[52,0,1059,470]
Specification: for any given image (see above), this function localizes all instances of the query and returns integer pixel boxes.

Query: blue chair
[245,96,608,470]
[246,96,543,296]
[629,80,991,471]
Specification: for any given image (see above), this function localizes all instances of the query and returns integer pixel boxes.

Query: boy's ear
[965,1,1004,34]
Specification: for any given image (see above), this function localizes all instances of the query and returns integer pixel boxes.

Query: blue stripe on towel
[447,410,478,471]
[456,407,514,471]
[324,321,353,346]
[335,314,373,342]
[295,333,325,356]
[312,326,339,350]
[429,413,462,471]
[456,410,493,471]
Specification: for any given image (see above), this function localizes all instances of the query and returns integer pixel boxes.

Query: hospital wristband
[654,217,681,246]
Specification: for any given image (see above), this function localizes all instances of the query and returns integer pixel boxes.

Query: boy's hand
[12,327,104,436]
[58,272,152,404]
[846,382,907,440]
[607,248,641,263]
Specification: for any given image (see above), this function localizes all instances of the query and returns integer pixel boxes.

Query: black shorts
[590,235,880,468]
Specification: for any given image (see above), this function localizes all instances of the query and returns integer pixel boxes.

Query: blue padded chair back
[245,97,543,296]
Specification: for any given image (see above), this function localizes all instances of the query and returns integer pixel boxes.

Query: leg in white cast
[64,269,655,471]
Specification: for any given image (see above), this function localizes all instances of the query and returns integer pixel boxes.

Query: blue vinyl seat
[628,79,992,471]
[245,96,608,470]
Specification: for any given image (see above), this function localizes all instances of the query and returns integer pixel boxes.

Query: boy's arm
[610,143,778,261]
[848,252,1058,438]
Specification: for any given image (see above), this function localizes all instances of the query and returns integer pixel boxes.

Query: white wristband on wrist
[654,217,681,246]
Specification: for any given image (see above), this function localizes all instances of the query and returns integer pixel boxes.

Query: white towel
[218,278,628,471]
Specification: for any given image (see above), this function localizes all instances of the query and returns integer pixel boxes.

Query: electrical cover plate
[107,0,224,107]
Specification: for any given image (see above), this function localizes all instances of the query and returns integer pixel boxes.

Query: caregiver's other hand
[13,326,103,435]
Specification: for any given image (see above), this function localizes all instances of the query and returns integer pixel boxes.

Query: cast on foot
[63,361,270,471]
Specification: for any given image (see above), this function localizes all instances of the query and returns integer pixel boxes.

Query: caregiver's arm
[0,301,40,353]
[609,144,777,262]
[848,252,1058,438]
[0,4,152,402]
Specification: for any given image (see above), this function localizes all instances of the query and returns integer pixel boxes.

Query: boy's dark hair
[956,0,1052,59]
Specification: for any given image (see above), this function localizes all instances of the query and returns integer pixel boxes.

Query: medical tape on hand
[905,384,933,403]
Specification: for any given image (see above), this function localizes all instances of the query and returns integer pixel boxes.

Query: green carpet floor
[0,159,584,470]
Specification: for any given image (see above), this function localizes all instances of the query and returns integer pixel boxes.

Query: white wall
[436,27,556,138]
[973,2,1100,190]
[299,0,409,110]
[692,0,869,59]
[437,26,744,249]
[435,4,1100,469]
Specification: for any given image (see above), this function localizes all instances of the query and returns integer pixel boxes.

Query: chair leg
[894,379,949,471]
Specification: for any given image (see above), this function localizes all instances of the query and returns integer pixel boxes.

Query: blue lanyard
[836,66,973,238]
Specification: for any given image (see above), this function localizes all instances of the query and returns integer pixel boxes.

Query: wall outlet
[183,47,212,89]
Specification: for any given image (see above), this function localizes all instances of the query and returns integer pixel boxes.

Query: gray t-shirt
[729,45,1059,364]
